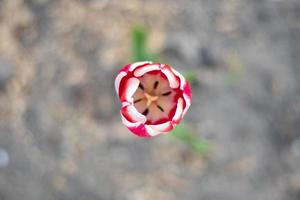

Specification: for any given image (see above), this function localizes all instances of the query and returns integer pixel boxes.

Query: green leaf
[171,123,212,154]
[131,25,159,62]
[184,70,197,84]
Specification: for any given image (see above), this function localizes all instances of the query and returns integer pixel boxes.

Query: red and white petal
[120,111,143,127]
[144,125,161,137]
[148,121,174,133]
[121,110,173,137]
[172,68,192,116]
[182,83,192,116]
[121,104,147,124]
[172,97,184,124]
[115,71,127,96]
[122,101,131,107]
[161,64,179,89]
[133,63,160,77]
[118,61,152,77]
[120,77,140,103]
[129,124,152,137]
[183,81,192,100]
[172,68,186,90]
[183,94,191,116]
[129,61,152,72]
[120,113,151,137]
[144,121,174,137]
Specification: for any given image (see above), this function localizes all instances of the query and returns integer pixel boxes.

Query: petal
[161,64,179,89]
[120,111,142,127]
[129,61,152,72]
[132,87,145,99]
[183,81,192,100]
[172,97,184,124]
[121,110,172,137]
[137,73,161,93]
[182,83,192,116]
[172,69,192,116]
[120,113,151,137]
[120,77,140,103]
[121,104,147,123]
[133,64,160,77]
[115,71,127,96]
[145,125,161,137]
[155,94,176,119]
[129,124,152,137]
[146,103,168,124]
[183,94,191,116]
[133,98,147,115]
[171,68,186,90]
[119,64,131,73]
[148,121,174,133]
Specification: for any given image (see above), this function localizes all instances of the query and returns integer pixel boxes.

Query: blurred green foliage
[184,70,198,85]
[171,123,212,154]
[131,26,158,62]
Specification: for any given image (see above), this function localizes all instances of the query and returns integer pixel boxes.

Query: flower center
[144,93,159,107]
[132,72,177,124]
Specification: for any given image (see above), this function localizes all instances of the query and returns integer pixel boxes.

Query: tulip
[115,61,192,137]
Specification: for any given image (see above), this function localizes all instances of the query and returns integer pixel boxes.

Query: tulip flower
[115,61,192,137]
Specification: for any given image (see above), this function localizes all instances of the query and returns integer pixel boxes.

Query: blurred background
[0,0,300,199]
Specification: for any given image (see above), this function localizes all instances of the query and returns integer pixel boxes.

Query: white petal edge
[133,64,160,77]
[121,111,142,127]
[129,61,152,71]
[123,77,140,103]
[123,104,147,123]
[172,68,186,90]
[122,101,131,107]
[172,97,184,123]
[115,71,127,95]
[161,65,179,88]
[145,125,161,136]
[172,69,191,116]
[148,121,173,133]
[183,93,191,116]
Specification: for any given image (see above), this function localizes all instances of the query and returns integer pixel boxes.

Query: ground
[0,0,300,200]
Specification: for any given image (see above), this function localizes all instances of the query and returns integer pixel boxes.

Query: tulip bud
[115,62,192,137]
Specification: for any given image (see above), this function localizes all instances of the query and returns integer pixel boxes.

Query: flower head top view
[115,61,192,137]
